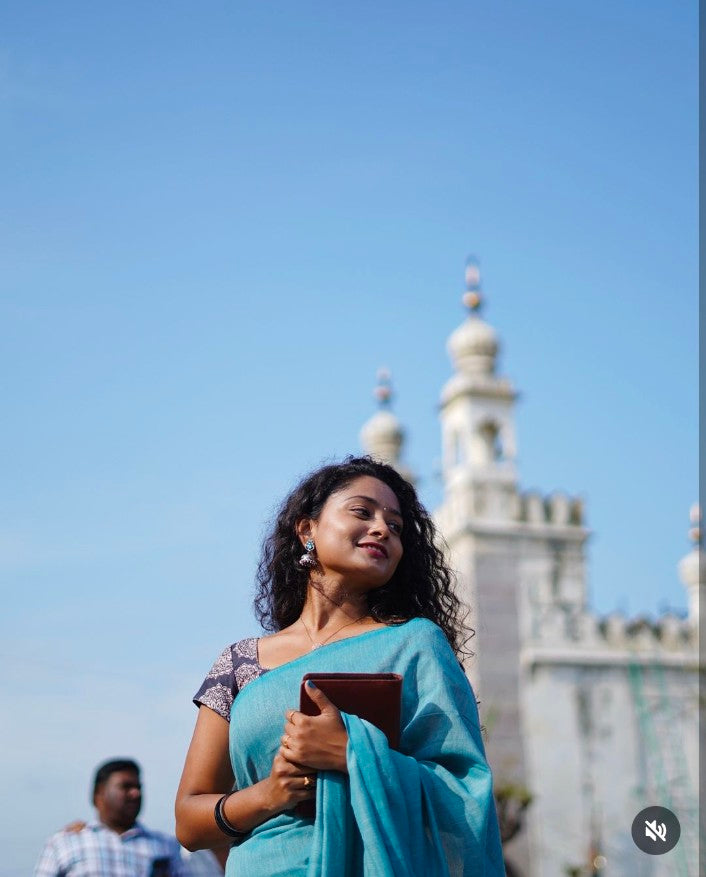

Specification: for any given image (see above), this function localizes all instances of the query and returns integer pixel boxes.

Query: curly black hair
[254,455,472,657]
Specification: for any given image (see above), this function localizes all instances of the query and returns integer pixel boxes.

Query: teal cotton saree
[227,618,505,876]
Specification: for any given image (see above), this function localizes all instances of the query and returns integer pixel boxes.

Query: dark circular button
[631,806,680,854]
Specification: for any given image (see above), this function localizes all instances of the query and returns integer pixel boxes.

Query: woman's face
[302,475,404,590]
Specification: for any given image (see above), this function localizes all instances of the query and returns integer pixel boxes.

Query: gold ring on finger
[283,734,291,748]
[303,775,313,788]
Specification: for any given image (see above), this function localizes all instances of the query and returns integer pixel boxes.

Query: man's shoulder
[36,827,95,868]
[42,826,94,848]
[40,822,115,851]
[40,830,67,852]
[43,822,179,850]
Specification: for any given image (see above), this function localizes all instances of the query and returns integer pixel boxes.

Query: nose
[369,514,391,538]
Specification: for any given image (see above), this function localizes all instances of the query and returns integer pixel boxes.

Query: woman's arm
[175,705,315,850]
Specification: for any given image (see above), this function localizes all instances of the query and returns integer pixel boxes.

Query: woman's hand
[264,752,317,813]
[279,682,349,774]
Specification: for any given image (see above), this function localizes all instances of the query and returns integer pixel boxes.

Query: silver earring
[299,538,317,568]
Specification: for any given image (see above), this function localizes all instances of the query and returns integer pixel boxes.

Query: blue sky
[1,2,697,872]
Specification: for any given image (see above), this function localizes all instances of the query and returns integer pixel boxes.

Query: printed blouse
[193,638,268,722]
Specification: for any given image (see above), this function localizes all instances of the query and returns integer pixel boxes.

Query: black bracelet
[214,792,248,838]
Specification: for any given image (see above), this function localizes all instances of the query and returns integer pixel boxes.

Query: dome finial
[373,367,393,409]
[463,255,483,312]
[446,255,499,377]
[360,369,416,484]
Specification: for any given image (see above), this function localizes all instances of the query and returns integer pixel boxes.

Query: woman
[175,456,504,876]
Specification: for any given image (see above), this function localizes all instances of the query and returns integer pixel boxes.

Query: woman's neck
[301,578,369,631]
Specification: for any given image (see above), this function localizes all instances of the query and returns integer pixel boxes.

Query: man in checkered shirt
[33,758,189,876]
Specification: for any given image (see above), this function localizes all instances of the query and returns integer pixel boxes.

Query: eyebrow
[346,495,403,519]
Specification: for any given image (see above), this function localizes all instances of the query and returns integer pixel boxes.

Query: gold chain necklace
[299,615,368,650]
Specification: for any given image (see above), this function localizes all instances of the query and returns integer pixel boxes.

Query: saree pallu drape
[227,618,505,876]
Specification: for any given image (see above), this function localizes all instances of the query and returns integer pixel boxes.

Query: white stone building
[360,261,702,877]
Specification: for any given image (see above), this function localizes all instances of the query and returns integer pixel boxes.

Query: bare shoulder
[257,624,306,668]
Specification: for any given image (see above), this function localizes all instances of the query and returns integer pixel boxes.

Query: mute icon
[632,807,680,855]
[644,820,667,842]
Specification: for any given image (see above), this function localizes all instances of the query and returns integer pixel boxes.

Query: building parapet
[521,647,701,670]
[519,490,584,526]
[524,610,696,657]
[441,518,590,543]
[597,612,693,649]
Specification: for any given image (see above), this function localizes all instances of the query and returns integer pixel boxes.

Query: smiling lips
[358,542,388,558]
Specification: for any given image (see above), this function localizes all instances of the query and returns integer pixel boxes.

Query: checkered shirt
[33,821,188,877]
[180,849,225,876]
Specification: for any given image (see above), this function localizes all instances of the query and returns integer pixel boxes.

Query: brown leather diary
[295,672,403,817]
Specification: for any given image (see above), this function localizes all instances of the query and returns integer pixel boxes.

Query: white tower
[438,257,519,524]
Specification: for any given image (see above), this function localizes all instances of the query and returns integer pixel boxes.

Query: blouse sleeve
[193,645,237,721]
[193,637,264,722]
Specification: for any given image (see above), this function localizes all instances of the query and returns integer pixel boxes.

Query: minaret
[360,369,415,485]
[435,257,525,722]
[435,259,552,877]
[678,503,703,629]
[438,257,519,529]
